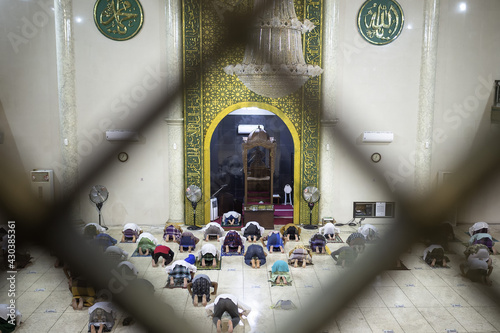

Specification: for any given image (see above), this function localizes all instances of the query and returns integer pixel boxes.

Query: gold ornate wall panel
[183,0,323,226]
[183,0,203,225]
[299,0,323,225]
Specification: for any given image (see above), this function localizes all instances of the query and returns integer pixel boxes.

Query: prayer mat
[164,279,187,289]
[131,249,151,257]
[221,215,242,227]
[268,272,292,287]
[221,245,244,256]
[385,261,410,271]
[120,239,136,244]
[222,223,242,229]
[195,258,222,270]
[289,260,314,267]
[420,256,451,268]
[325,234,343,243]
[304,245,328,255]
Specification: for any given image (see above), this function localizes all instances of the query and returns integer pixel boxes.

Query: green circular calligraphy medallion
[94,0,144,41]
[357,0,404,45]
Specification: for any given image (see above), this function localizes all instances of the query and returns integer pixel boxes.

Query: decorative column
[165,0,184,223]
[165,119,184,222]
[319,0,340,221]
[415,0,440,195]
[319,119,339,221]
[55,0,80,220]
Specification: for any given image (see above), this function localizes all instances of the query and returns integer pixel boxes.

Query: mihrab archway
[203,102,301,226]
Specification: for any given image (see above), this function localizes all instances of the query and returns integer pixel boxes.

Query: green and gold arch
[182,0,323,226]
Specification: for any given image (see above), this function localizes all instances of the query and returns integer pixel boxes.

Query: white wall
[0,0,60,182]
[72,0,170,226]
[0,0,173,226]
[327,0,424,224]
[2,0,500,227]
[433,0,500,224]
[324,0,500,225]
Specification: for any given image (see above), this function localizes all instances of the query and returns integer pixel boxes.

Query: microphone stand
[212,184,228,198]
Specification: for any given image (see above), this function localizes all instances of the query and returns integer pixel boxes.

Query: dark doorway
[210,108,294,214]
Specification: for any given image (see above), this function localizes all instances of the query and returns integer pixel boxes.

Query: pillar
[415,0,440,195]
[55,0,80,220]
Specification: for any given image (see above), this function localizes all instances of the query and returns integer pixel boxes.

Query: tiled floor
[2,222,500,332]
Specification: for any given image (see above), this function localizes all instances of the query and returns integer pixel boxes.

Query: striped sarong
[288,247,312,264]
[309,234,326,251]
[169,265,192,283]
[71,278,96,307]
[164,225,182,241]
[123,228,138,240]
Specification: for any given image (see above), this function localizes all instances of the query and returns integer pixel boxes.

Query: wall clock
[371,152,381,163]
[118,152,129,162]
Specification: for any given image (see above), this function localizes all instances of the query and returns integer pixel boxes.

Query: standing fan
[302,186,320,229]
[89,185,109,230]
[186,185,202,230]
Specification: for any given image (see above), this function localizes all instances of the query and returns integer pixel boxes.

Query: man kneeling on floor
[187,274,218,306]
[197,243,220,267]
[244,244,267,268]
[205,294,251,333]
[165,254,197,288]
